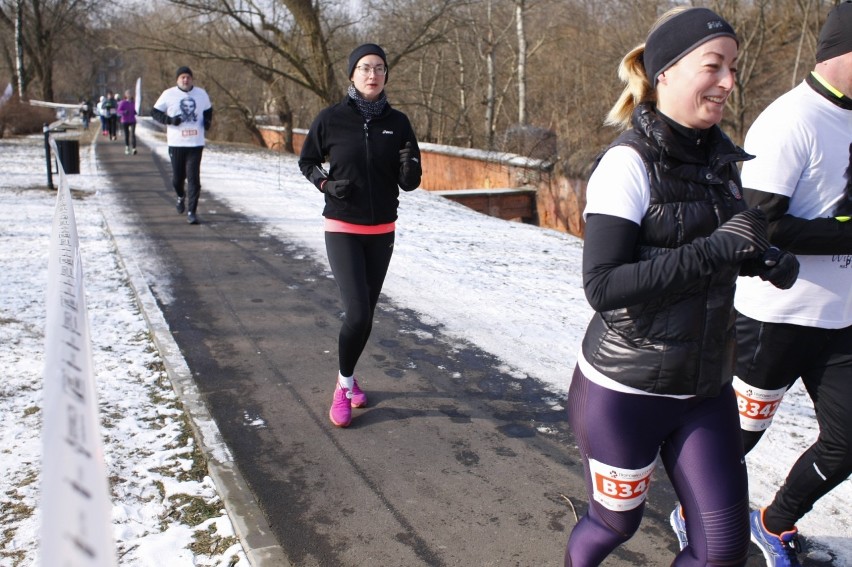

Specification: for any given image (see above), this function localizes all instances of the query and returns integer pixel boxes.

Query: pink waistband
[324,218,396,234]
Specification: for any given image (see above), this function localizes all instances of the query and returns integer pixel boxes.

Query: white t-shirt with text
[153,85,212,147]
[736,81,852,329]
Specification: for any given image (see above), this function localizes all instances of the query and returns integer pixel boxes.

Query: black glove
[167,115,182,126]
[703,208,770,265]
[756,246,799,289]
[323,179,350,199]
[399,142,421,180]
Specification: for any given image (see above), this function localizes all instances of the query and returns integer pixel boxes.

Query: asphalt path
[93,133,818,567]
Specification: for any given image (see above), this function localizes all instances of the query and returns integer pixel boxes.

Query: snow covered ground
[0,119,848,565]
[0,132,245,567]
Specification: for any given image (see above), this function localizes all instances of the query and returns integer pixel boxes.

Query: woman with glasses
[299,43,422,428]
[563,7,798,566]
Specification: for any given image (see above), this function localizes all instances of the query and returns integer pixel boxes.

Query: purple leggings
[565,367,749,566]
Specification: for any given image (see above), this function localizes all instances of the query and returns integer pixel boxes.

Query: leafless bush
[0,97,56,138]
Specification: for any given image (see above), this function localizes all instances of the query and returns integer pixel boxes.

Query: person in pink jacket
[117,90,137,155]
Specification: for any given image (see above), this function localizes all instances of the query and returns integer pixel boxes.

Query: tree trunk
[15,0,24,98]
[515,0,526,125]
[275,94,294,153]
[484,1,496,149]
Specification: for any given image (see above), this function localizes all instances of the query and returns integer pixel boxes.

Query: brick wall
[259,126,586,237]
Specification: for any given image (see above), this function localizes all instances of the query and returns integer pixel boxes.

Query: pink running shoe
[329,384,352,427]
[350,379,367,408]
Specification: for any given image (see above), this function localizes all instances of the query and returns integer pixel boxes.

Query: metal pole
[43,123,54,190]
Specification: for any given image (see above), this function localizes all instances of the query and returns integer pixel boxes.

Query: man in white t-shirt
[152,66,213,225]
[732,3,852,565]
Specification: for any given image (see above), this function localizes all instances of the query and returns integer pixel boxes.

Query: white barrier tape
[40,138,117,566]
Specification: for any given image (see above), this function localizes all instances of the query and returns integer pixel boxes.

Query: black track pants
[734,315,852,534]
[168,146,203,214]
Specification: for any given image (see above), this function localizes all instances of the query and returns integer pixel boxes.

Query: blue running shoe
[670,503,688,551]
[750,508,802,567]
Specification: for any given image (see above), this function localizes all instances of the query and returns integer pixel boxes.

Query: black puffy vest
[582,104,753,397]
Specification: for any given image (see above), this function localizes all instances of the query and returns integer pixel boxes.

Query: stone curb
[95,145,290,567]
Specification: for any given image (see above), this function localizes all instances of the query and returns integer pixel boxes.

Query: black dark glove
[757,246,799,289]
[703,208,770,265]
[323,179,350,199]
[399,142,421,180]
[167,115,182,126]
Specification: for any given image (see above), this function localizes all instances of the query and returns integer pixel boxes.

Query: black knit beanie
[176,66,193,79]
[644,8,737,86]
[347,43,389,82]
[816,1,852,63]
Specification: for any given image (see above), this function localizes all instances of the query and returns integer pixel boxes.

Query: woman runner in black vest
[563,7,798,566]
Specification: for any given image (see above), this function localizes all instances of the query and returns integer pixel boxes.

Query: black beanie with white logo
[643,8,737,86]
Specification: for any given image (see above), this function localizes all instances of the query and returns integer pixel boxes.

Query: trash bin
[55,138,80,174]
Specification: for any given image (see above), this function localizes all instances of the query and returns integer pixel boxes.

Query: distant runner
[151,66,213,225]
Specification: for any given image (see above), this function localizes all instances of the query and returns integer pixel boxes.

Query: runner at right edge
[729,3,852,566]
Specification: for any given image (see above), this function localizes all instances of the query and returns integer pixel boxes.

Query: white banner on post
[135,77,142,115]
[40,139,117,567]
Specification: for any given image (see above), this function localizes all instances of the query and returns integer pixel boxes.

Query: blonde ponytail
[604,45,655,129]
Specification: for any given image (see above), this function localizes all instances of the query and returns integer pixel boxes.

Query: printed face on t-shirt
[179,97,197,123]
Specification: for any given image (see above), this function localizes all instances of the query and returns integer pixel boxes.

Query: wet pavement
[94,133,819,567]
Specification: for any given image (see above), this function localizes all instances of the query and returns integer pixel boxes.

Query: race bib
[733,376,786,432]
[588,458,655,512]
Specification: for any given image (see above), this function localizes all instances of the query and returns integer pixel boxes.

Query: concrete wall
[259,126,586,237]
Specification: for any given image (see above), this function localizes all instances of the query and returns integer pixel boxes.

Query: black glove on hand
[168,115,182,126]
[399,142,421,180]
[704,208,770,265]
[758,246,799,289]
[323,179,350,199]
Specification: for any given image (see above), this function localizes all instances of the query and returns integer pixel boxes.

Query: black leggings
[735,315,852,534]
[122,122,136,149]
[325,231,395,377]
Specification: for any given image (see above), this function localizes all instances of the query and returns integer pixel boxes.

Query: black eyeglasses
[354,65,387,76]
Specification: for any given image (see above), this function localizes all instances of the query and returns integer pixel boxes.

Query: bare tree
[462,0,518,149]
[0,0,837,184]
[208,73,267,146]
[123,0,459,149]
[14,0,23,96]
[0,0,95,100]
[791,0,816,88]
[515,0,526,125]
